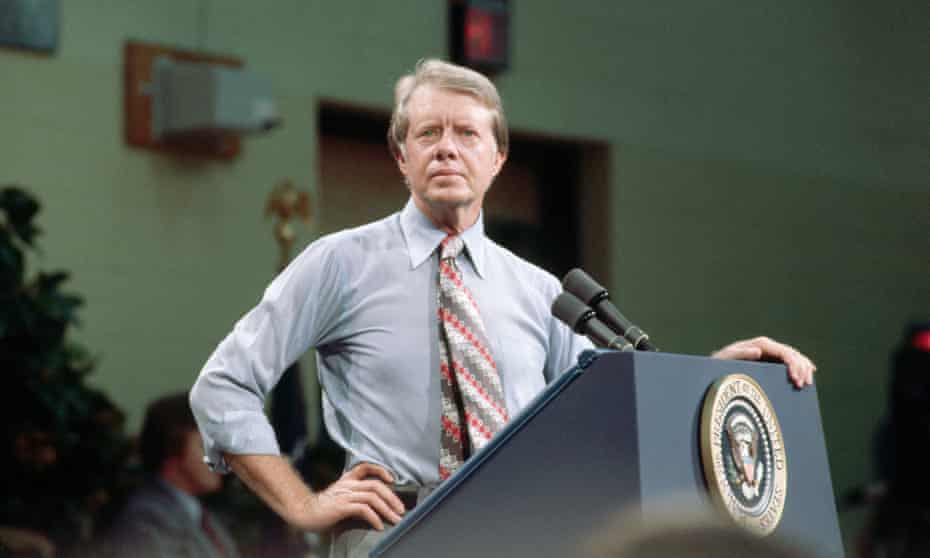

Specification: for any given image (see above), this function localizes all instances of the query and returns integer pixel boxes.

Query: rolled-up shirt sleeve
[190,237,345,472]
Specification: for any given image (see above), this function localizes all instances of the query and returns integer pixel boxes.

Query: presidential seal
[700,374,787,536]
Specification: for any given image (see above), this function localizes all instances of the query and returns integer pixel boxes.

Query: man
[190,59,815,557]
[107,393,239,558]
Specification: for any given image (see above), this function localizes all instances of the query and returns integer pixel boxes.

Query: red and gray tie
[437,234,509,480]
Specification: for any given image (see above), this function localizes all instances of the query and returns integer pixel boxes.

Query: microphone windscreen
[562,268,606,305]
[551,292,593,333]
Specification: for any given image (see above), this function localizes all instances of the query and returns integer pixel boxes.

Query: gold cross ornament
[265,179,312,272]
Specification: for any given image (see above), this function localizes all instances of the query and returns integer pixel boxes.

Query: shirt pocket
[494,333,548,414]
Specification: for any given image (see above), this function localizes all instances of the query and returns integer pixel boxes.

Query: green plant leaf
[0,186,41,246]
[0,229,25,292]
[0,186,132,546]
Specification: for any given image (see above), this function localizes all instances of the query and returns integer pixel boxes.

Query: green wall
[1,0,926,546]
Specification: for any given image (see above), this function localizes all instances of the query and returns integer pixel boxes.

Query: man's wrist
[285,491,320,530]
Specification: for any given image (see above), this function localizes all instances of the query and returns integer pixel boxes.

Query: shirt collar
[399,197,487,278]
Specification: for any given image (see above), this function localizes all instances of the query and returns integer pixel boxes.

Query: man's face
[177,430,222,496]
[396,85,506,218]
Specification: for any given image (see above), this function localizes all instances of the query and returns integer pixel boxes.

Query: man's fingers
[776,348,805,388]
[318,481,403,531]
[800,355,816,386]
[712,336,818,389]
[341,463,405,516]
[792,357,813,388]
[345,462,395,485]
[355,479,406,515]
[346,502,385,531]
[761,339,815,388]
[349,489,404,525]
[326,465,406,528]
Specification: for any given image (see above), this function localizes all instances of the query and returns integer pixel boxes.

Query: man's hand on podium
[711,336,816,389]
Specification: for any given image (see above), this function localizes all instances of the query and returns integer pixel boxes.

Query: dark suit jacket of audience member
[105,478,239,558]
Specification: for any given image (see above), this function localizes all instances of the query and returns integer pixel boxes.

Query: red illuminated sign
[450,0,509,72]
[912,330,930,352]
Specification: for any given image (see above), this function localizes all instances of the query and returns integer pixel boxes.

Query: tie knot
[440,235,464,261]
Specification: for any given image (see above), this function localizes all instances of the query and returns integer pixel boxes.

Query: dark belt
[331,489,419,537]
[395,490,419,512]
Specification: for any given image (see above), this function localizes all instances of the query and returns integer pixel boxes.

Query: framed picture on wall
[0,0,59,53]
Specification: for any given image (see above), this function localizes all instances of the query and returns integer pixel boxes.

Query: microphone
[562,268,657,351]
[551,292,633,351]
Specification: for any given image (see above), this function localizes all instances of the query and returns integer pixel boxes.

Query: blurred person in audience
[585,506,816,558]
[105,393,239,558]
[856,321,930,558]
[0,526,56,557]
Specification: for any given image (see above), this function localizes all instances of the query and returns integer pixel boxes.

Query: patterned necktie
[437,234,509,480]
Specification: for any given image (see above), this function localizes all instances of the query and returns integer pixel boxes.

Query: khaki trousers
[328,484,434,558]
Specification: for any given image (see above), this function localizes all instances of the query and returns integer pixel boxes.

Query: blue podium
[371,350,842,557]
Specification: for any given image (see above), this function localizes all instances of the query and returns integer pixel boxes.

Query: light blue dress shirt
[190,198,592,486]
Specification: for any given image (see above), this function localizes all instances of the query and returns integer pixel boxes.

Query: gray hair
[387,58,508,158]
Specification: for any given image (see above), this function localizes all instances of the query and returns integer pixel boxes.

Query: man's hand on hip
[301,462,406,531]
[226,454,405,533]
